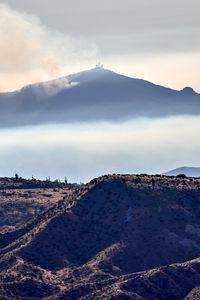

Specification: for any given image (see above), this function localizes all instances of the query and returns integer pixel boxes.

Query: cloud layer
[0,117,199,182]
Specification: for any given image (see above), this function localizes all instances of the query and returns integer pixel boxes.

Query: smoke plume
[0,3,97,92]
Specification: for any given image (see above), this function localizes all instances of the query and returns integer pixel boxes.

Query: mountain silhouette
[164,166,200,177]
[0,66,200,127]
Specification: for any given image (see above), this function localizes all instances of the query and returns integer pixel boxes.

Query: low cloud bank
[0,116,199,182]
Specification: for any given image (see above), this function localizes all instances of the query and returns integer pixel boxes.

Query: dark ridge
[1,174,200,299]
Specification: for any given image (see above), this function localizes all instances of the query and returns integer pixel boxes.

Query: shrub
[176,174,187,179]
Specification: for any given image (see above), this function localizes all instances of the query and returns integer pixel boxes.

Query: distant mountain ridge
[164,166,200,177]
[0,66,200,127]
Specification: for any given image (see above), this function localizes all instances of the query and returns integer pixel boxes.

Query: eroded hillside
[1,174,200,299]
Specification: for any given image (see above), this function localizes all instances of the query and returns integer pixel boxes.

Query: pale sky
[0,117,200,182]
[0,0,200,91]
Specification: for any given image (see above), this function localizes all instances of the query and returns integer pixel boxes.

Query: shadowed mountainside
[1,174,200,299]
[0,67,200,127]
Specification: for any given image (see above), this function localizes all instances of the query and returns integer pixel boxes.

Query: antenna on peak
[96,62,104,69]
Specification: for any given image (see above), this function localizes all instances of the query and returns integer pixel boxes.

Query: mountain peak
[181,86,196,94]
[65,66,118,85]
[1,67,200,128]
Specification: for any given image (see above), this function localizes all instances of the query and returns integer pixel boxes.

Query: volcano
[0,66,200,127]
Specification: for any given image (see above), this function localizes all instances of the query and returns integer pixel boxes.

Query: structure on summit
[96,62,104,69]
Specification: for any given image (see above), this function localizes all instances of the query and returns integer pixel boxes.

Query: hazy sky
[0,117,200,182]
[0,0,200,91]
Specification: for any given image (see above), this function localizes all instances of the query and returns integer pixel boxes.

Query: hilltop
[1,174,200,299]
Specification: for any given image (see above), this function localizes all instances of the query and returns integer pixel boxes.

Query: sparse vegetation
[1,174,200,299]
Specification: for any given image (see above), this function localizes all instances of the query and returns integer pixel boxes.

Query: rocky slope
[1,174,200,299]
[0,187,74,234]
[0,177,78,235]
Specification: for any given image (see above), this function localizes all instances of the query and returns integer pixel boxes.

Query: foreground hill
[1,174,200,299]
[164,167,200,177]
[0,67,200,127]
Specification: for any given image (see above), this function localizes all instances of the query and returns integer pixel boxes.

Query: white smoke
[0,3,98,92]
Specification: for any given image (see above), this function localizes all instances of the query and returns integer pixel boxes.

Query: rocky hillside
[0,176,79,234]
[0,187,74,234]
[1,174,200,299]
